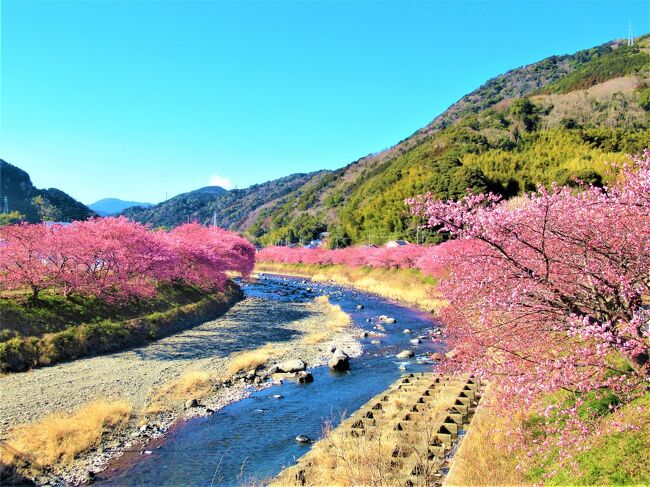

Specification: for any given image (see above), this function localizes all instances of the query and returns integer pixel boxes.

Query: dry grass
[227,344,287,374]
[313,295,352,331]
[444,390,528,487]
[534,76,646,130]
[255,263,443,312]
[145,370,217,415]
[1,401,132,468]
[302,330,331,345]
[299,295,352,345]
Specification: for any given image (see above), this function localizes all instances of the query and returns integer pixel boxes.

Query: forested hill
[125,35,650,245]
[122,172,327,229]
[0,160,95,223]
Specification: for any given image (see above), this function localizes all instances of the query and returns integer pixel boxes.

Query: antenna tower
[628,21,634,46]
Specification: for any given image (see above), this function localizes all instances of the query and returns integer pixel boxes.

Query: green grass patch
[527,393,650,486]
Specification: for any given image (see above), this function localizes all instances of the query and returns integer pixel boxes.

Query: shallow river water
[97,274,443,486]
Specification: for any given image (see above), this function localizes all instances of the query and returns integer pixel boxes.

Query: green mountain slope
[0,160,95,223]
[124,35,650,245]
[250,36,650,245]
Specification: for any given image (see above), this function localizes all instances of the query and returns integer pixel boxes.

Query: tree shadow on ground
[133,298,314,362]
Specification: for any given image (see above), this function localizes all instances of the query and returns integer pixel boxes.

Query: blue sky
[1,0,648,204]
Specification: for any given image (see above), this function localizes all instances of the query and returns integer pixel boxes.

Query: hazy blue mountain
[89,198,154,216]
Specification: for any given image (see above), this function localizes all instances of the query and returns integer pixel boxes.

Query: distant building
[385,240,410,248]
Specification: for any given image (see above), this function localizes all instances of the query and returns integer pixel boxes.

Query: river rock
[396,350,415,359]
[306,287,313,293]
[268,365,280,374]
[272,394,284,399]
[328,350,350,371]
[356,304,364,310]
[371,339,381,345]
[403,329,412,334]
[384,317,397,324]
[375,324,386,332]
[362,331,369,338]
[185,398,199,409]
[410,338,421,345]
[296,371,314,383]
[431,352,444,361]
[276,359,307,373]
[295,434,310,443]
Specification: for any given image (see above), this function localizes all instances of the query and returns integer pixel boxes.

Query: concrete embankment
[272,372,482,486]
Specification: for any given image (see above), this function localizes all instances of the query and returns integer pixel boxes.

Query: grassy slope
[446,391,650,486]
[0,282,243,372]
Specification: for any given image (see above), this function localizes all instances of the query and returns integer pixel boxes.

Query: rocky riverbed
[0,293,361,485]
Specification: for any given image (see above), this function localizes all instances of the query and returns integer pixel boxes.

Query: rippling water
[98,275,443,486]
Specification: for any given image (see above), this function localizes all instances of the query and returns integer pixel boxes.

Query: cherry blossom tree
[161,223,255,291]
[407,152,650,411]
[0,217,255,302]
[0,223,57,300]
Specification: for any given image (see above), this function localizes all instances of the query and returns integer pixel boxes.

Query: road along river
[96,274,445,486]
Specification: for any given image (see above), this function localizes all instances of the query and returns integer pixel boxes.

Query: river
[96,274,443,486]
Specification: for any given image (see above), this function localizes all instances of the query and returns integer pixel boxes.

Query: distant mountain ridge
[89,198,154,216]
[0,159,95,222]
[124,35,650,245]
[122,174,321,229]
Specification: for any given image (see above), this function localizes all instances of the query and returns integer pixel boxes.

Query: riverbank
[0,282,243,373]
[0,290,361,485]
[255,262,442,312]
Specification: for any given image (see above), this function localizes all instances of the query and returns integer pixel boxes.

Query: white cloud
[208,174,234,190]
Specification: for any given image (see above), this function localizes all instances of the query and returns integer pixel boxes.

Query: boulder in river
[371,339,381,345]
[328,350,350,371]
[295,434,310,443]
[383,317,397,324]
[356,304,364,310]
[431,352,444,361]
[396,350,415,359]
[296,371,314,383]
[410,338,421,345]
[276,359,307,373]
[403,329,412,334]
